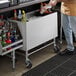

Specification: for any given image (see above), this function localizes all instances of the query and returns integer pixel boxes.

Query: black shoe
[59,48,76,56]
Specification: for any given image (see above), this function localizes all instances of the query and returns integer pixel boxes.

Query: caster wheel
[26,60,32,68]
[54,45,60,53]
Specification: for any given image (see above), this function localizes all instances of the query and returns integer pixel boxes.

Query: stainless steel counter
[0,0,48,13]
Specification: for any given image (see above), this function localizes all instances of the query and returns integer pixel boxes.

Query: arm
[48,0,68,6]
[40,0,67,14]
[57,0,68,2]
[49,0,68,2]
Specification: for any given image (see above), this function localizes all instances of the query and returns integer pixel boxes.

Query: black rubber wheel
[26,60,32,69]
[54,45,60,53]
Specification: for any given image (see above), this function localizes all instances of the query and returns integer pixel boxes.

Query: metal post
[12,50,15,70]
[53,38,56,47]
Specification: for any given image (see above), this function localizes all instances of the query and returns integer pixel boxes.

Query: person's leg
[59,14,75,55]
[69,16,76,39]
[61,14,74,51]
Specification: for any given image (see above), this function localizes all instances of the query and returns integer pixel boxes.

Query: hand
[48,0,57,6]
[40,4,52,14]
[41,0,57,11]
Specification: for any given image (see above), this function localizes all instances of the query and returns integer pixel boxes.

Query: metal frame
[0,25,23,69]
[11,12,59,68]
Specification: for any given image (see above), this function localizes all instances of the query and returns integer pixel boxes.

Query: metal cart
[11,12,61,68]
[0,40,23,69]
[0,21,23,69]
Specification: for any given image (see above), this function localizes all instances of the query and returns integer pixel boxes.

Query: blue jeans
[61,14,76,51]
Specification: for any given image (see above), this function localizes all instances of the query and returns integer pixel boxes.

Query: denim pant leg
[61,14,74,51]
[69,16,76,38]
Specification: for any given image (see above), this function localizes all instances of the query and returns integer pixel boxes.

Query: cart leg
[54,38,56,47]
[25,50,32,68]
[53,38,60,53]
[12,50,15,70]
[25,50,29,63]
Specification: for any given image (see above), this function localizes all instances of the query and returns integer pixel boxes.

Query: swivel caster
[25,60,32,68]
[54,45,60,53]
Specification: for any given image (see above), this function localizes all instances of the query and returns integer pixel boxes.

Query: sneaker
[59,48,76,56]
